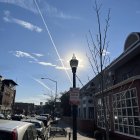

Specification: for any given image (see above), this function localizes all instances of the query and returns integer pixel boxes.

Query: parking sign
[69,88,80,105]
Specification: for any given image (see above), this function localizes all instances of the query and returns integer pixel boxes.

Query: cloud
[4,10,10,16]
[1,0,37,13]
[55,66,70,70]
[11,50,38,61]
[3,10,42,32]
[37,61,56,67]
[45,3,81,20]
[11,50,71,71]
[13,18,42,32]
[1,1,81,20]
[32,53,44,57]
[36,61,70,70]
[31,60,70,71]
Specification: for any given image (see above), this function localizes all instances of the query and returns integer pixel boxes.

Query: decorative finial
[72,53,76,59]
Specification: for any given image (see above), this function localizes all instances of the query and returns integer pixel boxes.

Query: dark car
[36,116,48,127]
[11,114,22,121]
[40,114,50,120]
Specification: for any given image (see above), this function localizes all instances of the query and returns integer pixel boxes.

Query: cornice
[95,75,140,96]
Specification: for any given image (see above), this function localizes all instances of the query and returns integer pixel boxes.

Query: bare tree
[44,92,59,116]
[86,0,111,140]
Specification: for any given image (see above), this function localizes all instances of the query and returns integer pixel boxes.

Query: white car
[0,119,41,140]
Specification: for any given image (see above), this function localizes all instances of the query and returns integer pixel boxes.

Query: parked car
[0,113,5,119]
[22,119,47,140]
[36,116,48,127]
[11,114,22,121]
[31,114,36,117]
[0,119,41,140]
[40,114,50,120]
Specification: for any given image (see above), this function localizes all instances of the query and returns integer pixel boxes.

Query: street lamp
[41,77,57,117]
[70,54,78,140]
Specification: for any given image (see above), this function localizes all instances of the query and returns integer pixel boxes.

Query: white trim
[109,41,140,68]
[124,32,140,52]
[115,131,140,139]
[95,75,140,96]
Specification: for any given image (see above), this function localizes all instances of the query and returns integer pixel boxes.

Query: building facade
[14,102,35,115]
[79,32,140,139]
[0,77,17,115]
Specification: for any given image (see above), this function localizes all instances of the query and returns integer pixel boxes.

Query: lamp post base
[73,104,77,140]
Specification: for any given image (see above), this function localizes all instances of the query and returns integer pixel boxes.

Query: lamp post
[41,77,57,117]
[70,54,78,140]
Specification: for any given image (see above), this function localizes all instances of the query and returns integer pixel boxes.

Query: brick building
[0,77,17,115]
[78,32,140,139]
[14,102,35,115]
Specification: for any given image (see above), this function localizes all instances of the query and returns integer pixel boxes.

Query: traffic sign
[69,88,80,105]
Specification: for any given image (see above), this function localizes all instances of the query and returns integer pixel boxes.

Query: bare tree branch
[88,32,100,73]
[86,1,111,140]
[86,53,97,76]
[102,9,111,52]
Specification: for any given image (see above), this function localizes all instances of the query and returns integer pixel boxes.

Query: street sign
[69,88,80,105]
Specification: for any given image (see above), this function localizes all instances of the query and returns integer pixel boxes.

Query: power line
[76,74,84,87]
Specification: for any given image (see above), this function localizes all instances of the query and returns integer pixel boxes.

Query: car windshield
[32,122,41,128]
[0,131,12,140]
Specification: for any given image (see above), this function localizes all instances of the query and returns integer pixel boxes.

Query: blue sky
[0,0,140,105]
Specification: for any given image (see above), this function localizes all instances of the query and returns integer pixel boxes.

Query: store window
[97,96,110,128]
[113,88,140,137]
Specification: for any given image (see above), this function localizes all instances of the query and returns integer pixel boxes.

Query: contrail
[33,78,55,93]
[34,0,72,84]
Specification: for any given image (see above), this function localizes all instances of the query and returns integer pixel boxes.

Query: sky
[0,0,140,105]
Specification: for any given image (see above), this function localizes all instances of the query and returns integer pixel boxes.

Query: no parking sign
[69,88,80,105]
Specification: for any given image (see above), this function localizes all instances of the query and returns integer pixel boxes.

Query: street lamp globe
[70,54,78,72]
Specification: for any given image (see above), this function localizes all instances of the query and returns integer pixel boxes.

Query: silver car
[23,119,47,140]
[0,113,5,119]
[0,119,41,140]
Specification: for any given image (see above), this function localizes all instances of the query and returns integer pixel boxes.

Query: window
[113,88,140,137]
[0,131,12,140]
[97,96,110,128]
[23,130,28,140]
[23,126,37,140]
[122,71,133,81]
[78,108,80,117]
[83,108,86,119]
[88,107,94,119]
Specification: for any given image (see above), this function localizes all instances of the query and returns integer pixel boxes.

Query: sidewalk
[48,120,95,140]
